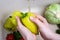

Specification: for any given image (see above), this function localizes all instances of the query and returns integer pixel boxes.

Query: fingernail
[30,16,34,20]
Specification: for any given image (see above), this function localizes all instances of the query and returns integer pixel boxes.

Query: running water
[27,0,31,12]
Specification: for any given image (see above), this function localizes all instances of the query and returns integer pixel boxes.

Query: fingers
[34,14,48,23]
[16,16,31,32]
[30,16,44,27]
[16,16,33,38]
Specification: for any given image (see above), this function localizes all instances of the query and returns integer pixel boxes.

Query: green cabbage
[45,4,60,24]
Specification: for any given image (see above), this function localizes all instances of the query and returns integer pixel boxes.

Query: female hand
[16,17,36,40]
[16,14,60,40]
[30,14,60,40]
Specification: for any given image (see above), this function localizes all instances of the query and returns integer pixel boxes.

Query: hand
[30,14,60,40]
[16,17,36,40]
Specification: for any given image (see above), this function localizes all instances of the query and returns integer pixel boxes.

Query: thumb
[16,16,33,38]
[16,16,29,32]
[16,16,23,27]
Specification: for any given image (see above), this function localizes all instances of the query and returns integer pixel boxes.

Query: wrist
[50,33,60,40]
[46,32,60,40]
[40,28,55,40]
